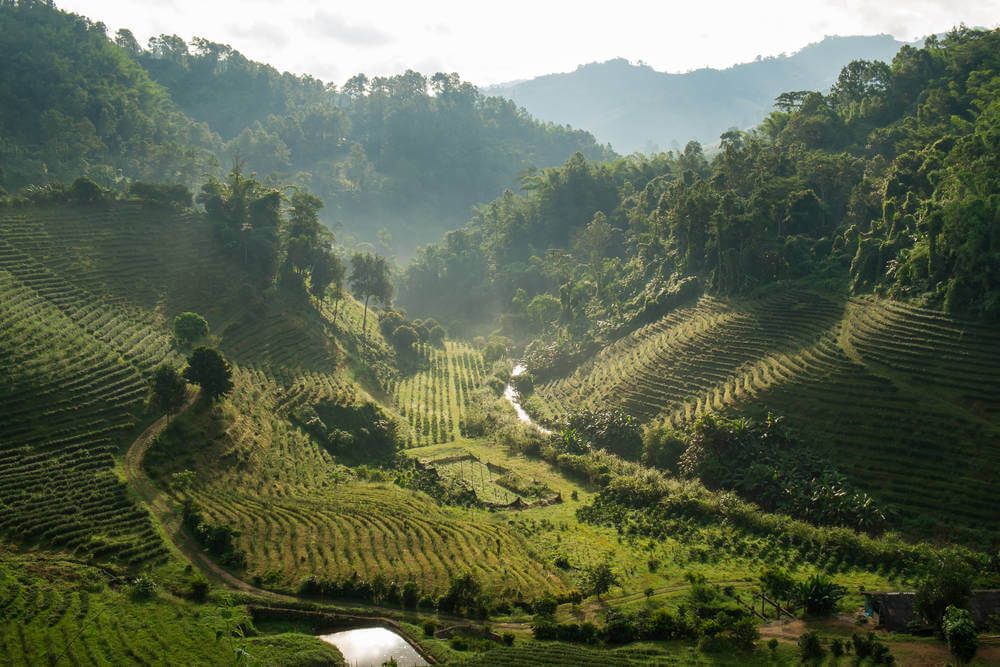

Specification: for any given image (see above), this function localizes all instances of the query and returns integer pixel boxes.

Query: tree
[915,555,974,626]
[349,252,393,333]
[942,605,978,664]
[184,347,233,399]
[309,249,344,299]
[173,312,209,346]
[584,562,619,600]
[152,364,187,412]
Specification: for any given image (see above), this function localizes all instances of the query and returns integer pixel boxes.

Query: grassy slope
[0,202,563,601]
[530,288,1000,542]
[0,547,344,666]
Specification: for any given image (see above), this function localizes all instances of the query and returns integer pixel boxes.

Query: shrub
[852,632,894,664]
[128,182,192,208]
[401,581,419,609]
[797,631,825,661]
[189,576,210,602]
[422,621,436,637]
[131,574,157,600]
[642,423,686,471]
[501,632,514,646]
[942,605,978,664]
[796,574,846,616]
[533,596,558,616]
[69,176,108,205]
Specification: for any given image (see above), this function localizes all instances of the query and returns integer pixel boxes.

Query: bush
[128,181,192,208]
[916,555,974,626]
[422,621,436,637]
[642,423,686,471]
[402,581,419,609]
[797,631,825,661]
[69,176,108,205]
[852,632,894,664]
[131,574,157,600]
[796,574,846,616]
[533,596,558,616]
[942,605,978,664]
[189,576,210,602]
[501,632,515,646]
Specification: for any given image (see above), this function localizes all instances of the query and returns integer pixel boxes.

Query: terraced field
[147,366,569,600]
[0,213,179,563]
[533,289,1000,539]
[390,341,487,446]
[0,203,378,565]
[0,549,342,666]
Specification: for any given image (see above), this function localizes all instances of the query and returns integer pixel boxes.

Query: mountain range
[486,35,910,153]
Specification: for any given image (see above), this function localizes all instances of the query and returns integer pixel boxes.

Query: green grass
[531,289,1000,541]
[0,547,342,666]
[145,370,571,600]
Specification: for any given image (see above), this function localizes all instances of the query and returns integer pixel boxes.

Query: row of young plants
[297,570,579,619]
[498,410,994,582]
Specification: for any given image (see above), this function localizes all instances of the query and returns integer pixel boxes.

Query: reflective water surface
[318,627,428,667]
[504,363,552,434]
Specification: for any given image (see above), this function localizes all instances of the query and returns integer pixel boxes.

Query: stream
[504,363,552,435]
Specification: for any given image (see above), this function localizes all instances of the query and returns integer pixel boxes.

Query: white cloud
[56,0,1000,85]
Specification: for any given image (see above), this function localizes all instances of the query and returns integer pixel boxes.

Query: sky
[58,0,1000,86]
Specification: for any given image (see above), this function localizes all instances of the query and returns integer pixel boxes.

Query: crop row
[179,478,567,599]
[391,341,486,446]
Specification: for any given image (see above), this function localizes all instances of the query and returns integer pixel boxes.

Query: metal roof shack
[864,590,1000,632]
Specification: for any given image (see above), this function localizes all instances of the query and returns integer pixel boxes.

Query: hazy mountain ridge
[487,35,910,152]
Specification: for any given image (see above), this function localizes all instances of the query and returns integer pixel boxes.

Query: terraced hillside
[0,209,183,564]
[532,289,1000,540]
[146,365,570,599]
[390,341,487,446]
[0,203,387,566]
[0,548,342,665]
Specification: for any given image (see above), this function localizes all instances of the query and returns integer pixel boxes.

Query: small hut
[864,590,1000,632]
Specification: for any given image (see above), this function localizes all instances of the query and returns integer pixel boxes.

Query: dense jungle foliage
[402,27,1000,333]
[0,0,612,252]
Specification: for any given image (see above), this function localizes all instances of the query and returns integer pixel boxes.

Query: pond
[317,626,429,667]
[504,363,552,435]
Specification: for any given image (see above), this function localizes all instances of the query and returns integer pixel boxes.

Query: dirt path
[123,389,298,602]
[121,396,483,662]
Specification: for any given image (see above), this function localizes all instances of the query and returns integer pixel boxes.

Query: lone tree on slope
[184,347,233,399]
[173,311,209,346]
[152,364,187,412]
[349,252,393,334]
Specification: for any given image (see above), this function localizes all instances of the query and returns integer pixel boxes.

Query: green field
[531,289,1000,541]
[0,202,993,665]
[390,341,487,447]
[0,548,343,666]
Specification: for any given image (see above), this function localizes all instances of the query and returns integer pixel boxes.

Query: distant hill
[0,2,612,256]
[487,35,908,153]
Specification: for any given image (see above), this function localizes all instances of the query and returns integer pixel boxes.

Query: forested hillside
[404,27,1000,328]
[0,0,612,253]
[487,35,907,153]
[0,0,217,189]
[401,27,1000,544]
